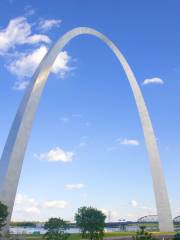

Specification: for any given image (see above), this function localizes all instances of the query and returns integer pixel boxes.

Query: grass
[14,231,177,240]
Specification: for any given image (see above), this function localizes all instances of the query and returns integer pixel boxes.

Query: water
[10,227,137,235]
[10,227,80,235]
[10,225,180,235]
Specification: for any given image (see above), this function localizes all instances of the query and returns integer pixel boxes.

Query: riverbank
[11,231,176,240]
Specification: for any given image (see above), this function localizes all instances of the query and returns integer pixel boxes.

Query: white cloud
[8,45,47,78]
[35,147,74,162]
[142,77,164,86]
[43,200,67,209]
[12,193,68,221]
[24,206,40,214]
[25,34,50,44]
[0,17,73,90]
[100,209,119,221]
[0,17,50,54]
[118,138,140,146]
[100,208,110,216]
[13,80,29,90]
[15,193,36,205]
[8,45,71,83]
[52,51,71,77]
[38,19,62,32]
[65,184,85,190]
[131,200,138,207]
[14,193,40,215]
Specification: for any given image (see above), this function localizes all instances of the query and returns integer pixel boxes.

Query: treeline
[10,222,39,227]
[10,221,77,228]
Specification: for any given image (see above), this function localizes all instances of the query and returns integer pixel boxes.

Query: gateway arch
[0,27,174,232]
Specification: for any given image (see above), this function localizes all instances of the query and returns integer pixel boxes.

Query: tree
[133,226,155,240]
[174,234,180,240]
[75,206,106,240]
[44,218,70,240]
[0,201,8,232]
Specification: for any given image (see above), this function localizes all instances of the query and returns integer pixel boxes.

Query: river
[10,226,139,235]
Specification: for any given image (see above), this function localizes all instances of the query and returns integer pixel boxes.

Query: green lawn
[14,231,177,240]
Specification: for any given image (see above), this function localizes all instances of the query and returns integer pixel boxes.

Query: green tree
[133,226,155,240]
[174,234,180,240]
[0,201,8,232]
[44,218,70,240]
[75,206,106,240]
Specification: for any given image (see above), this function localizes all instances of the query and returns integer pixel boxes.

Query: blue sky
[0,0,180,222]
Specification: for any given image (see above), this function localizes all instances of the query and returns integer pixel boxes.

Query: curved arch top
[0,27,174,232]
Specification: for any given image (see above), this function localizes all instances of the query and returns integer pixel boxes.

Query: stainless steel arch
[0,27,174,232]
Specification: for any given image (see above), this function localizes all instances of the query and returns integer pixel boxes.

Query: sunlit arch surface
[0,27,174,232]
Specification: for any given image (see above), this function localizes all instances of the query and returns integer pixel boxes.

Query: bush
[174,234,180,240]
[0,201,8,236]
[44,218,70,240]
[75,206,106,240]
[133,226,155,240]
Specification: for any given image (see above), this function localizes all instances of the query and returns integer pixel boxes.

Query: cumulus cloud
[13,193,68,221]
[35,147,74,162]
[8,46,71,79]
[38,19,62,32]
[142,77,164,86]
[0,17,50,54]
[43,200,67,209]
[0,16,73,90]
[0,14,76,92]
[52,51,71,77]
[14,193,40,215]
[118,138,140,146]
[65,184,85,190]
[8,45,47,78]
